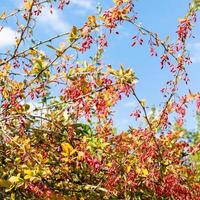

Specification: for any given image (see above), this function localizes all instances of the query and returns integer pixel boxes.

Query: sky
[0,0,200,132]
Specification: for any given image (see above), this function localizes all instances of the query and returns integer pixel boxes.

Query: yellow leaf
[0,178,11,188]
[107,65,118,75]
[126,165,131,173]
[24,169,33,176]
[114,0,129,7]
[87,16,97,27]
[77,151,84,160]
[69,26,78,43]
[56,49,63,57]
[11,193,15,200]
[142,168,149,176]
[135,167,148,176]
[24,175,32,180]
[61,157,69,162]
[2,88,9,99]
[107,162,112,167]
[0,12,6,20]
[24,0,33,10]
[16,82,24,89]
[135,167,140,174]
[15,38,20,46]
[8,176,21,184]
[69,67,75,75]
[140,99,146,107]
[29,49,37,55]
[61,142,75,157]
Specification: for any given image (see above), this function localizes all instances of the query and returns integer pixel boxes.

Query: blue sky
[0,0,199,132]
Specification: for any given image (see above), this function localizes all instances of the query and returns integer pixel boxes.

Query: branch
[12,1,34,59]
[127,19,178,61]
[131,88,152,130]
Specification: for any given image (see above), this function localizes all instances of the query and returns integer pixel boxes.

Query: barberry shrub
[0,0,199,199]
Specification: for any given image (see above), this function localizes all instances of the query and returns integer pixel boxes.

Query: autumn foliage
[0,0,200,199]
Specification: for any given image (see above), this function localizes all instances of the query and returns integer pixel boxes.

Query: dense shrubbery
[0,0,199,199]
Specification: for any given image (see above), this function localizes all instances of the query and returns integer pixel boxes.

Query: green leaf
[23,104,30,111]
[46,44,58,51]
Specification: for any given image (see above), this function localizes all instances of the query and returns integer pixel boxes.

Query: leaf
[71,45,80,51]
[113,0,127,6]
[107,162,112,167]
[107,65,118,75]
[23,67,29,75]
[69,26,78,43]
[24,0,33,10]
[61,142,75,157]
[140,99,146,107]
[142,168,149,176]
[194,0,200,8]
[74,123,92,136]
[23,104,30,111]
[166,35,170,42]
[135,167,140,174]
[24,169,33,176]
[0,178,11,188]
[47,45,63,57]
[87,16,97,27]
[63,110,70,121]
[77,151,84,160]
[0,12,6,20]
[11,193,15,200]
[126,165,131,173]
[8,176,21,184]
[29,49,37,55]
[46,44,58,51]
[15,38,20,46]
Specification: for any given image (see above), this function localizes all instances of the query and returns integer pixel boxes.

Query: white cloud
[38,7,70,33]
[188,43,200,63]
[0,27,17,49]
[70,0,93,9]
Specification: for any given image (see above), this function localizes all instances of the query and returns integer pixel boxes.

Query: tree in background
[0,0,200,199]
